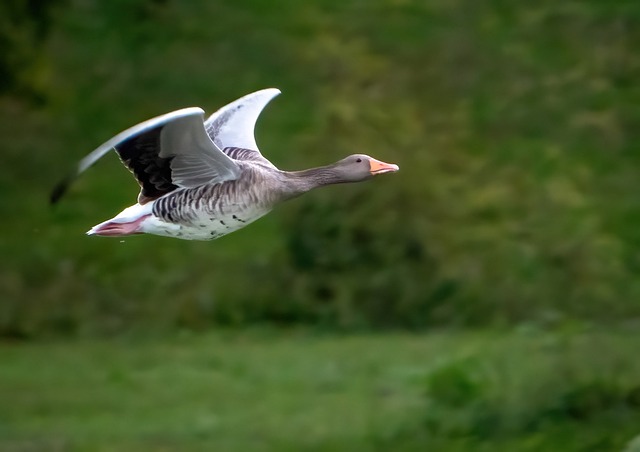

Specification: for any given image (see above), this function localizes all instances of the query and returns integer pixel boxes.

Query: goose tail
[87,203,153,237]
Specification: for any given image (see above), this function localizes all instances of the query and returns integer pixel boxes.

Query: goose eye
[356,158,362,163]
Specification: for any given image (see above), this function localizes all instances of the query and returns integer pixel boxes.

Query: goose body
[53,88,399,241]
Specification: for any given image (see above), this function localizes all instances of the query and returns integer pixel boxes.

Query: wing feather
[204,88,280,166]
[51,107,241,204]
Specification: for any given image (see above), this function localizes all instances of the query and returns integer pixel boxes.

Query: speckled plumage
[53,88,399,241]
[145,162,281,240]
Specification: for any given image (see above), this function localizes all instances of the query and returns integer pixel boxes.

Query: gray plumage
[52,88,399,241]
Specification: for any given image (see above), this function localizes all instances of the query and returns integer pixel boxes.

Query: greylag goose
[51,88,399,241]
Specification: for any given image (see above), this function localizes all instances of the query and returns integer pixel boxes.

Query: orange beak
[369,158,400,175]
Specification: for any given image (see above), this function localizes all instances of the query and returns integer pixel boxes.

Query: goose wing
[51,108,241,204]
[204,88,280,166]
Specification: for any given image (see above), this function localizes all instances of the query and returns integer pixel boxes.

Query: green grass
[2,329,640,451]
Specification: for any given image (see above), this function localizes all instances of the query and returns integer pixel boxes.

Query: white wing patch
[204,88,280,153]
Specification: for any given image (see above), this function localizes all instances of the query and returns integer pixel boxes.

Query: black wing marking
[51,123,179,205]
[51,107,241,205]
[116,126,178,204]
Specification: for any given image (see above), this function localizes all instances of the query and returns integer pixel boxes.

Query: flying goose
[51,88,399,241]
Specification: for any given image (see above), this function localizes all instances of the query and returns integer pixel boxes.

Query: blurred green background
[1,0,640,450]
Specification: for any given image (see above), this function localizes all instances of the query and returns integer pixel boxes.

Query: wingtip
[254,88,281,99]
[50,176,72,204]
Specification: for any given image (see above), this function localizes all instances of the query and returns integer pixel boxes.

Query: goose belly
[142,204,271,241]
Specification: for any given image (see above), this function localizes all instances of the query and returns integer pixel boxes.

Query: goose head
[281,154,399,199]
[332,154,399,182]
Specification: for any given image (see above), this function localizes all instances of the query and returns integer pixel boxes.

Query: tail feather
[87,203,154,237]
[87,214,150,237]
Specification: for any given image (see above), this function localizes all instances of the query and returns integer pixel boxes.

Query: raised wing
[51,108,241,204]
[204,88,280,164]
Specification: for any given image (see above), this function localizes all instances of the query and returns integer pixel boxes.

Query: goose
[51,88,399,241]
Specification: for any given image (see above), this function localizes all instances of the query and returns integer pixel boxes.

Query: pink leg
[88,215,151,237]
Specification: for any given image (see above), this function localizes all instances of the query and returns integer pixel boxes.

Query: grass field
[2,329,640,451]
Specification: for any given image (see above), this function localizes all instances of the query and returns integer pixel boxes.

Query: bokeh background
[2,0,640,450]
